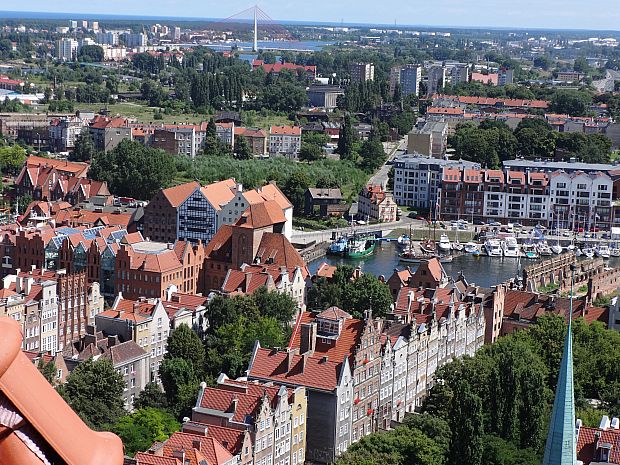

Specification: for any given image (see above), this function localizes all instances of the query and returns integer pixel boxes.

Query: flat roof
[503,159,618,172]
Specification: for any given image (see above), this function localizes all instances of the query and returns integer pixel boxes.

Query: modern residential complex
[349,62,375,82]
[389,65,422,96]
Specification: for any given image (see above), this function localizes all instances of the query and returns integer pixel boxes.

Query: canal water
[308,242,531,288]
[308,242,620,288]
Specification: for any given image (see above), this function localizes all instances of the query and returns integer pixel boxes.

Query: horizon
[1,0,620,33]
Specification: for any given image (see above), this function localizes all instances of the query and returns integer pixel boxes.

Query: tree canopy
[61,357,125,429]
[89,140,176,200]
[113,408,180,456]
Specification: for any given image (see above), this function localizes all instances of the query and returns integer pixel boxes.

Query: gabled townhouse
[269,126,302,159]
[180,421,254,465]
[219,182,294,240]
[14,155,89,201]
[2,267,104,353]
[357,185,398,223]
[221,262,307,311]
[49,177,110,205]
[160,291,209,337]
[96,295,170,380]
[48,115,91,152]
[191,376,308,465]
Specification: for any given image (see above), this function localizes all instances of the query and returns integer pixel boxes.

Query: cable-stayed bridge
[210,5,294,52]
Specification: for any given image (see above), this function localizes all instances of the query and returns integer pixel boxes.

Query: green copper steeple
[542,264,577,465]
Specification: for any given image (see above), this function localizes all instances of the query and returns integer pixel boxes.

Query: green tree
[282,170,312,213]
[63,358,125,429]
[448,380,483,465]
[165,324,206,378]
[205,315,285,380]
[359,136,386,172]
[573,56,590,74]
[481,435,541,465]
[70,131,97,162]
[338,115,358,161]
[158,357,200,418]
[133,382,168,410]
[343,273,394,318]
[37,358,56,385]
[252,286,297,326]
[299,142,323,163]
[78,45,104,62]
[113,408,180,456]
[0,144,27,175]
[234,136,253,160]
[89,140,176,200]
[336,426,445,465]
[550,89,592,117]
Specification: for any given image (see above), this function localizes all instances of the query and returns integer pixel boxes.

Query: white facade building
[392,154,480,209]
[56,39,78,61]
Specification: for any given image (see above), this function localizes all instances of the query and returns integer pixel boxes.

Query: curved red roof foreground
[0,317,124,465]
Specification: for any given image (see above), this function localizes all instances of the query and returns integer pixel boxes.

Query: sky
[7,0,620,31]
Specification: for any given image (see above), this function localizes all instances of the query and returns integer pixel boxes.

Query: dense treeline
[450,118,612,168]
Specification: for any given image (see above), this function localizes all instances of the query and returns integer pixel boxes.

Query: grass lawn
[293,217,349,231]
[70,103,208,125]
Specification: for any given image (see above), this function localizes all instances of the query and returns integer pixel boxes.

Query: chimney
[231,396,239,413]
[286,349,295,372]
[300,323,317,355]
[192,439,201,451]
[301,351,309,372]
[107,335,117,347]
[172,450,185,464]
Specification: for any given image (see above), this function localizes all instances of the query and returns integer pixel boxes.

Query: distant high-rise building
[69,20,78,30]
[80,20,88,29]
[350,62,375,82]
[96,31,120,46]
[91,21,99,31]
[151,24,160,34]
[56,38,78,62]
[451,64,470,85]
[498,68,514,87]
[123,33,147,48]
[400,65,422,96]
[173,26,181,40]
[161,25,170,36]
[427,66,447,96]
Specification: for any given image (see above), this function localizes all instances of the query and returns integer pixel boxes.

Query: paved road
[368,138,408,187]
[292,217,422,245]
[593,69,620,93]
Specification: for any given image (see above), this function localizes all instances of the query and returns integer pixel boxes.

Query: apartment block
[392,155,480,210]
[56,39,78,61]
[438,167,614,229]
[390,65,422,96]
[349,63,375,82]
[407,121,448,158]
[88,116,132,152]
[269,126,302,159]
[426,66,446,96]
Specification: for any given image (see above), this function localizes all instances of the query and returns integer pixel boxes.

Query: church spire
[542,263,577,465]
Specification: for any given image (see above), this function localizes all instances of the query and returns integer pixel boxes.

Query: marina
[312,233,620,288]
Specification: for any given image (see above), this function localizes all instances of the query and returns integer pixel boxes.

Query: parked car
[473,219,485,225]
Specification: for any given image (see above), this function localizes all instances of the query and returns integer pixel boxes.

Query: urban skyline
[4,0,620,31]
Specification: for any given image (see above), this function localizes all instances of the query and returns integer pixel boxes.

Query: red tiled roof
[270,126,301,136]
[503,290,607,324]
[315,262,337,279]
[90,116,128,129]
[288,311,363,364]
[236,200,286,229]
[249,347,343,391]
[427,106,465,115]
[200,179,237,211]
[577,425,620,465]
[163,432,234,465]
[161,182,201,208]
[198,383,282,424]
[134,452,181,465]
